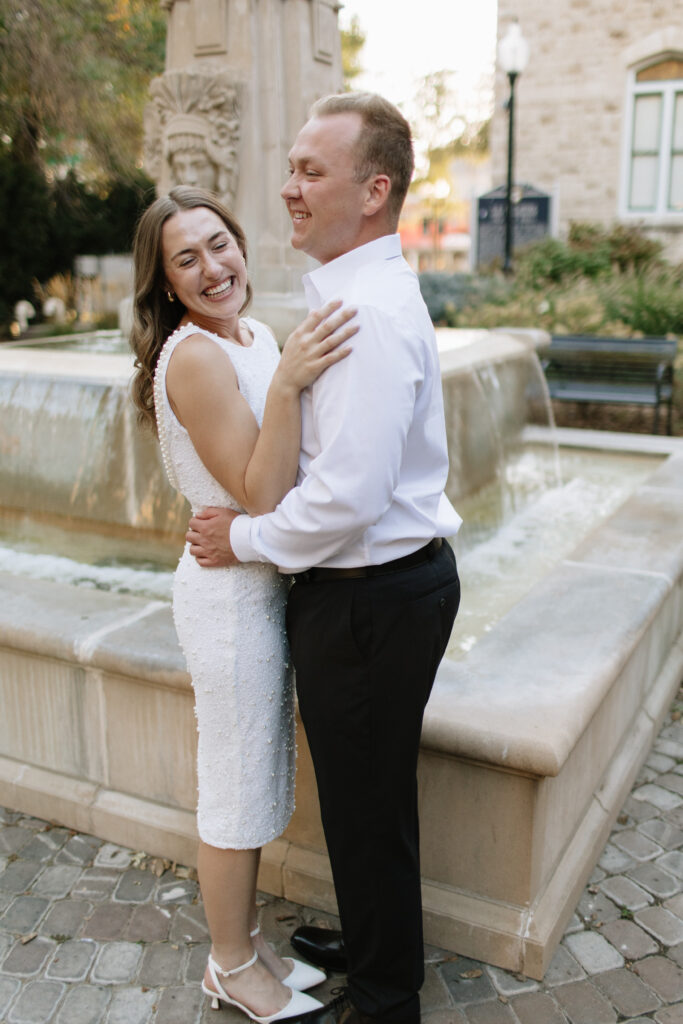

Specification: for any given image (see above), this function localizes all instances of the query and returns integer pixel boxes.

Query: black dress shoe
[290,925,348,972]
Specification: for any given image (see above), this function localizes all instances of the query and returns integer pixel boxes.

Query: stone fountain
[0,326,681,980]
[1,0,682,982]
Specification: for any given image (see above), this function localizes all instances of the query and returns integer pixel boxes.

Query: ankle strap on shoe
[209,950,258,979]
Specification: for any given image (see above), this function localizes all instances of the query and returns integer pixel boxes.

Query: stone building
[490,1,683,260]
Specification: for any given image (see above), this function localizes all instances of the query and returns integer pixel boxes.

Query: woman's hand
[276,300,358,393]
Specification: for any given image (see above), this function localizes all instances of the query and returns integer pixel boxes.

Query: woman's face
[161,207,247,330]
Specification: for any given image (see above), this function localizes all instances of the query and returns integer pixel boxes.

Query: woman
[130,186,356,1023]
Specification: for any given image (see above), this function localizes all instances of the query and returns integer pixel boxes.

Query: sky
[338,0,499,121]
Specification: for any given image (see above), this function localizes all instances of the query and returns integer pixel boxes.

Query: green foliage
[0,0,165,178]
[340,15,365,88]
[431,222,682,340]
[0,146,154,329]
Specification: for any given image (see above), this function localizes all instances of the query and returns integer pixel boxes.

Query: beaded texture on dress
[154,319,295,849]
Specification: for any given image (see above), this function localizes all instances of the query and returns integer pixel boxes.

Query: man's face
[281,112,371,264]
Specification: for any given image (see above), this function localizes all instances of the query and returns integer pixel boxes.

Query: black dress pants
[287,541,460,1023]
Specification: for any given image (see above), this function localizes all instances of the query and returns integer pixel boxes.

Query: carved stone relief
[144,69,241,208]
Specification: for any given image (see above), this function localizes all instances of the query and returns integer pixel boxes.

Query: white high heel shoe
[202,950,324,1022]
[250,925,327,991]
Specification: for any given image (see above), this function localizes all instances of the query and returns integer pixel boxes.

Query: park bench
[540,334,677,435]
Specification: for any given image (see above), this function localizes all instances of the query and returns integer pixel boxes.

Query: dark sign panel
[476,185,552,267]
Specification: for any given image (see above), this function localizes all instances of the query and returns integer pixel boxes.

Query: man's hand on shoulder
[187,507,240,567]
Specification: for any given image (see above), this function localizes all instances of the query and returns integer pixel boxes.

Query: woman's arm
[165,302,356,515]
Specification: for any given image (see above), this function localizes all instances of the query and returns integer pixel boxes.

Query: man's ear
[363,174,391,216]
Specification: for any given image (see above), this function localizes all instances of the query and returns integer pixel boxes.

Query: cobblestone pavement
[2,692,683,1023]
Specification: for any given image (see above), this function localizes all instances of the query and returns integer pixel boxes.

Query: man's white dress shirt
[230,234,462,573]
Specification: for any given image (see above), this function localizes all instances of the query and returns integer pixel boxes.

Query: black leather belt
[293,537,443,583]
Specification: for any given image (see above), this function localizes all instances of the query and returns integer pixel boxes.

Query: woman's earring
[167,290,175,303]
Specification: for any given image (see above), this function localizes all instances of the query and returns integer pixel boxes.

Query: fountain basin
[0,332,681,979]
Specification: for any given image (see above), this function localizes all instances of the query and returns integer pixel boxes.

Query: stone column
[144,0,343,338]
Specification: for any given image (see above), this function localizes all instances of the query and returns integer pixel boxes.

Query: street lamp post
[498,21,529,274]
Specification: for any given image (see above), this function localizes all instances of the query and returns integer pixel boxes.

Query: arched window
[622,57,683,216]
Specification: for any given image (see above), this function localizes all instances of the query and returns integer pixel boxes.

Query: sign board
[476,185,552,268]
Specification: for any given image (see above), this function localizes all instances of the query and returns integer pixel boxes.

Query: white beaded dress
[153,318,295,849]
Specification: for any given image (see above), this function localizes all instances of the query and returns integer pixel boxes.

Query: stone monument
[144,0,343,338]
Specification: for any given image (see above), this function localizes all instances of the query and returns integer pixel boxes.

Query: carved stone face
[169,147,218,192]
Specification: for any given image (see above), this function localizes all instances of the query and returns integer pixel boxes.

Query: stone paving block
[106,986,158,1024]
[20,829,70,863]
[0,888,11,913]
[657,850,683,881]
[55,984,110,1024]
[633,784,683,811]
[628,863,681,899]
[0,809,19,824]
[0,929,13,960]
[542,944,586,987]
[599,919,659,960]
[6,979,66,1023]
[613,829,664,861]
[646,752,677,773]
[93,844,133,871]
[421,1013,467,1024]
[15,816,49,831]
[597,843,635,874]
[553,979,617,1023]
[40,898,93,940]
[635,905,683,946]
[151,985,203,1024]
[636,766,659,785]
[564,930,624,974]
[486,965,539,996]
[599,875,654,910]
[1,895,50,934]
[654,739,683,760]
[577,889,621,926]
[654,1007,683,1024]
[169,904,210,943]
[91,940,142,984]
[441,957,497,1005]
[510,992,567,1024]
[658,774,683,797]
[419,964,454,1011]
[32,864,82,899]
[113,868,157,904]
[622,795,660,823]
[71,868,121,901]
[639,819,683,851]
[124,903,172,943]
[138,942,184,986]
[666,893,683,919]
[464,1000,517,1023]
[634,955,683,1003]
[55,833,102,866]
[0,976,21,1020]
[0,827,34,856]
[563,914,584,936]
[156,878,199,905]
[593,966,662,1015]
[185,941,212,982]
[588,865,607,884]
[2,935,57,976]
[666,805,683,829]
[81,904,133,941]
[669,942,683,967]
[0,860,44,894]
[45,938,98,982]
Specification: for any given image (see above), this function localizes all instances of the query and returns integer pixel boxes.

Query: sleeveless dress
[153,318,295,849]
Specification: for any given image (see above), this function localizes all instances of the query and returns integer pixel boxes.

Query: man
[187,92,462,1024]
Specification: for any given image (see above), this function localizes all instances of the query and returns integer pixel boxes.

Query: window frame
[620,59,683,222]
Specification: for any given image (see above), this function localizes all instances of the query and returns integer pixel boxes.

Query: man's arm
[187,508,240,567]
[229,305,424,572]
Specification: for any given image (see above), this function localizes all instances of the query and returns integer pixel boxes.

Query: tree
[0,0,165,180]
[340,14,365,89]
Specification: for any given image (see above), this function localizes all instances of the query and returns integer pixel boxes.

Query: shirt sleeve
[229,305,424,572]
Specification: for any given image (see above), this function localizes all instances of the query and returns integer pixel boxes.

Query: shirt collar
[303,234,402,305]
